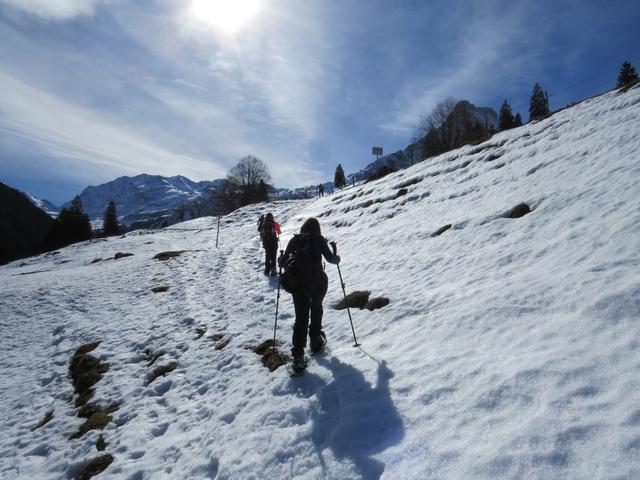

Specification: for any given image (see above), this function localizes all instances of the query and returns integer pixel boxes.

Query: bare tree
[413,96,458,141]
[221,155,272,211]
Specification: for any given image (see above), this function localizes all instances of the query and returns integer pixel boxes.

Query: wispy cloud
[0,70,227,180]
[0,0,98,20]
[1,0,639,203]
[380,3,544,136]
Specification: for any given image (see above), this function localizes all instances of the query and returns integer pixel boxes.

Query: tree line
[411,61,639,163]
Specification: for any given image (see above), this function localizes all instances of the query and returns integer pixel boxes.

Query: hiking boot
[310,331,327,355]
[292,355,307,374]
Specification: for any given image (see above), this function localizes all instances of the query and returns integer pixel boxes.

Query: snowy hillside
[1,84,639,479]
[63,174,224,227]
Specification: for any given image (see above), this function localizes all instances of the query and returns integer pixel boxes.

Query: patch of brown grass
[365,297,390,311]
[95,435,107,452]
[69,342,109,408]
[146,362,178,385]
[153,250,186,261]
[334,291,371,310]
[75,454,114,480]
[70,408,114,440]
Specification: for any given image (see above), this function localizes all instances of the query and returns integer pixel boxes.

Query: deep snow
[1,84,640,479]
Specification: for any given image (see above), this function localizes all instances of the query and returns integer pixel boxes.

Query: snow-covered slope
[1,84,640,479]
[63,174,224,226]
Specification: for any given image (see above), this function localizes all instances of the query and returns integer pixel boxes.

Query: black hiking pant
[263,239,277,274]
[291,272,328,357]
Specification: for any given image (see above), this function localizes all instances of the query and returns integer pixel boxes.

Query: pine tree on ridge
[529,83,550,122]
[334,164,346,189]
[617,61,639,88]
[102,200,120,236]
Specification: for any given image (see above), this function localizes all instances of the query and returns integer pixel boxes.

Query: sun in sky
[188,0,262,34]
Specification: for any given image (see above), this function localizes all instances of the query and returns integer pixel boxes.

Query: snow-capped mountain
[63,174,225,227]
[2,83,639,479]
[26,193,58,217]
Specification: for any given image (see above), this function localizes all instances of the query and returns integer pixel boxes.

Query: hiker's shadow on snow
[311,355,405,480]
[267,275,280,289]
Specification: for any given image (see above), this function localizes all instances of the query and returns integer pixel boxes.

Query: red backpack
[260,219,277,242]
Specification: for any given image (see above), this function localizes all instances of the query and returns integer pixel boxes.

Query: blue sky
[1,0,639,204]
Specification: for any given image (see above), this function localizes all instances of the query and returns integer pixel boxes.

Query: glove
[329,241,337,255]
[335,255,341,264]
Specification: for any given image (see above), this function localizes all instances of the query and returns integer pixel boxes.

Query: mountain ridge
[61,173,225,227]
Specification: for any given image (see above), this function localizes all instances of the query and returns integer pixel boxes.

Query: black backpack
[280,234,316,296]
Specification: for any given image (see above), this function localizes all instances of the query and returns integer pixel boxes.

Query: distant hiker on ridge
[259,212,281,276]
[318,184,324,197]
[279,217,340,374]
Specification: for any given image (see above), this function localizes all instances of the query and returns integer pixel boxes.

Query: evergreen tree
[499,100,515,131]
[334,164,346,189]
[514,113,523,127]
[617,61,639,88]
[43,195,92,250]
[529,83,550,121]
[102,200,120,236]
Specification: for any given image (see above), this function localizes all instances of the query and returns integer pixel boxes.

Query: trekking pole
[330,242,360,347]
[272,250,285,352]
[215,216,221,248]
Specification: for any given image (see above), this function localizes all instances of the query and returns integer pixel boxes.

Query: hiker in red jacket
[259,212,281,276]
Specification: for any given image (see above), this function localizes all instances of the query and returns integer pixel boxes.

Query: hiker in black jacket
[280,217,340,371]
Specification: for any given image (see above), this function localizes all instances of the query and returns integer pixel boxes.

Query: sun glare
[189,0,262,34]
